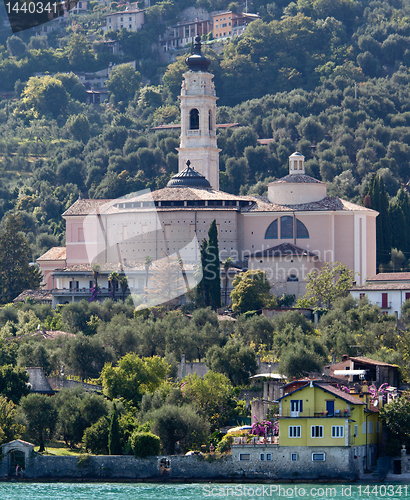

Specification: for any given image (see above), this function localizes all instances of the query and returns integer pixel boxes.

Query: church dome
[167,161,211,189]
[185,36,211,72]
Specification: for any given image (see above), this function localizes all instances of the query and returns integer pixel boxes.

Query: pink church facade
[37,39,377,306]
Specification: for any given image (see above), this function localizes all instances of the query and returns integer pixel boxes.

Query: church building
[37,37,378,307]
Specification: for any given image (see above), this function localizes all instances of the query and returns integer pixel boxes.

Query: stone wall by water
[0,448,364,481]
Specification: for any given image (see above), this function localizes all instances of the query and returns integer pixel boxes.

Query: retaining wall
[0,448,363,481]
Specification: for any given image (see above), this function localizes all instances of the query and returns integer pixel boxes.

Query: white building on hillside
[350,272,410,316]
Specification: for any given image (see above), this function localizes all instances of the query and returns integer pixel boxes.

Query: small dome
[167,161,211,189]
[185,36,211,72]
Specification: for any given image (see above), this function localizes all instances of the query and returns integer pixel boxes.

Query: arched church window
[287,275,298,282]
[265,219,278,239]
[296,219,309,238]
[280,216,293,239]
[278,217,310,239]
[190,109,199,130]
[209,110,212,131]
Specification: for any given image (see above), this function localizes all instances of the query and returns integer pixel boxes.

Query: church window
[287,275,298,282]
[296,219,309,238]
[209,110,212,131]
[281,216,293,239]
[190,109,199,129]
[268,217,309,240]
[265,219,278,239]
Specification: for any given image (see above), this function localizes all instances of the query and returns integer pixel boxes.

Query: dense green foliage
[1,0,410,455]
[130,431,160,457]
[20,393,58,452]
[379,391,410,454]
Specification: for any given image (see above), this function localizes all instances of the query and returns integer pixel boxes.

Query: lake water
[0,482,409,500]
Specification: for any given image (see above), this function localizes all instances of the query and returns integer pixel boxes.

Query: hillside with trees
[0,0,410,456]
[0,0,410,271]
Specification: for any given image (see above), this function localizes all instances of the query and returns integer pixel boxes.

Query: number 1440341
[358,485,408,496]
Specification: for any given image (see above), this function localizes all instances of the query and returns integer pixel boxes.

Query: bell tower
[177,36,221,190]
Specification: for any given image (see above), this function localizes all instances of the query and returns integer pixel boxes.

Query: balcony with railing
[231,436,279,446]
[279,409,351,418]
[376,301,392,309]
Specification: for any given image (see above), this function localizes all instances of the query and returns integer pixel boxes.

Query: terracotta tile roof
[63,199,112,217]
[132,187,250,203]
[314,382,365,405]
[350,283,410,291]
[269,174,326,185]
[367,272,410,282]
[63,191,254,216]
[349,356,397,368]
[249,242,318,258]
[37,247,66,261]
[278,379,365,405]
[63,190,374,217]
[13,289,53,303]
[243,196,372,213]
[257,138,275,145]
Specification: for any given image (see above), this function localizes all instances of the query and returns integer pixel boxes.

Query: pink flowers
[250,420,279,437]
[337,384,350,394]
[369,383,391,405]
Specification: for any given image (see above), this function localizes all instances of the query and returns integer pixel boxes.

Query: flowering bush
[369,383,391,405]
[336,384,350,394]
[89,285,101,302]
[250,417,279,436]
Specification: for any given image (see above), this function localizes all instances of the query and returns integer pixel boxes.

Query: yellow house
[278,380,381,466]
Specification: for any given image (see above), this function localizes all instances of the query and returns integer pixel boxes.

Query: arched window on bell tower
[208,110,212,132]
[190,109,199,130]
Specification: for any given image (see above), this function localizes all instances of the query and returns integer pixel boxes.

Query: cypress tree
[389,202,407,254]
[397,188,410,254]
[108,403,122,455]
[366,175,391,268]
[196,238,208,307]
[378,176,392,266]
[206,220,221,310]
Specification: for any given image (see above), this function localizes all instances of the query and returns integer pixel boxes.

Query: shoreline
[0,476,403,484]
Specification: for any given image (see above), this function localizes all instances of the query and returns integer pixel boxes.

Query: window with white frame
[239,454,250,461]
[290,400,303,413]
[354,424,358,437]
[312,453,326,461]
[291,453,298,461]
[331,426,344,438]
[289,426,301,438]
[266,454,272,461]
[260,454,265,461]
[311,425,324,438]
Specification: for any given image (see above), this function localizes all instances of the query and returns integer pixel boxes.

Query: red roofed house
[324,355,399,388]
[350,272,410,317]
